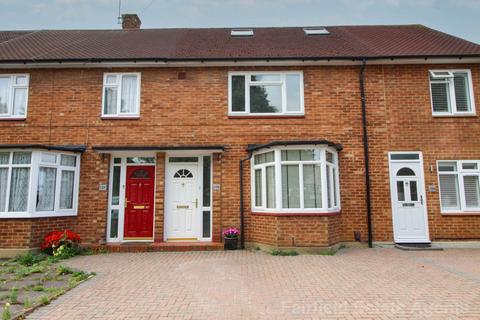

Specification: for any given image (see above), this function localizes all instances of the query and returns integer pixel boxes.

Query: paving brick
[27,248,480,320]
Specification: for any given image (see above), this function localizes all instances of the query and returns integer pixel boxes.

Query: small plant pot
[224,237,239,250]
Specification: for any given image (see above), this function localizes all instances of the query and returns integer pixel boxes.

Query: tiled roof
[0,25,479,62]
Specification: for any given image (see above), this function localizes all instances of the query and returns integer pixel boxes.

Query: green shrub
[56,265,73,276]
[15,252,46,267]
[53,244,83,259]
[271,250,299,256]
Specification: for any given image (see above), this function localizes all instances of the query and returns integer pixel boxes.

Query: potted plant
[223,228,240,250]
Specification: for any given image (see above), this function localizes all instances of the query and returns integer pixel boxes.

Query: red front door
[124,166,155,239]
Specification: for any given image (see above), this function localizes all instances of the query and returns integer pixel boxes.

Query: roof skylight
[303,27,330,36]
[231,29,254,37]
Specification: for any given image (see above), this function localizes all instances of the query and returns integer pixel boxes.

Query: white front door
[165,163,199,241]
[389,153,430,243]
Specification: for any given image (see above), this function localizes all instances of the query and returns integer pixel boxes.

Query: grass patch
[15,253,47,267]
[1,250,93,319]
[39,295,50,306]
[271,250,299,256]
[56,265,73,276]
[9,288,18,304]
[31,285,46,292]
[2,304,11,320]
[23,296,32,309]
[320,250,336,256]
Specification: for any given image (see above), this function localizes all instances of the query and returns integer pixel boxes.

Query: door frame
[164,152,213,242]
[388,151,430,243]
[106,152,157,243]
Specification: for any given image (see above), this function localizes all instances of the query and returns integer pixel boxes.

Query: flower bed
[0,230,94,319]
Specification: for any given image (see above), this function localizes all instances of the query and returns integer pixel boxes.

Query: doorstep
[93,241,224,253]
[395,243,444,251]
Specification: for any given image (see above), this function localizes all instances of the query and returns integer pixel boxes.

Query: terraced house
[0,14,479,255]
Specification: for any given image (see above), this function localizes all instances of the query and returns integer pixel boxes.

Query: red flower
[41,230,81,253]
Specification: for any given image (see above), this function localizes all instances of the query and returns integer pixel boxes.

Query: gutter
[0,54,479,65]
[359,59,373,248]
[0,56,479,69]
[239,151,253,249]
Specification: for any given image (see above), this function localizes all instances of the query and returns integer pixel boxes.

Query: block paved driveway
[28,248,480,319]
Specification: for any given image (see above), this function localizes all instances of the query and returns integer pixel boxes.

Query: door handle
[196,198,198,208]
[420,195,423,205]
[177,205,189,209]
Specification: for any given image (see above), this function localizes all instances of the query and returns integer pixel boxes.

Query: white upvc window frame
[228,71,304,116]
[0,150,81,218]
[429,69,476,116]
[0,74,29,119]
[437,160,480,214]
[251,145,340,213]
[101,72,141,118]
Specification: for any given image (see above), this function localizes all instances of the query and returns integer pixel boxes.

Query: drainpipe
[359,59,373,248]
[239,152,253,249]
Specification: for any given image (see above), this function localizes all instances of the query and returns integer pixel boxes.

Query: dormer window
[230,29,254,37]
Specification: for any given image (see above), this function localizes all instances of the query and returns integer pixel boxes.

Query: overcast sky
[0,0,479,44]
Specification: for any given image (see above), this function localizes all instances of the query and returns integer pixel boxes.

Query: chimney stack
[122,14,141,30]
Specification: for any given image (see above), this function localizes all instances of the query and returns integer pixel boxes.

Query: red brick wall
[365,64,480,242]
[0,64,478,249]
[0,217,75,249]
[154,153,166,242]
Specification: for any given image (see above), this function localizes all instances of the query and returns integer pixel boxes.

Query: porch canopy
[92,145,226,153]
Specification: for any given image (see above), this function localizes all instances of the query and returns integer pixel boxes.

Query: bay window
[252,146,340,213]
[438,160,480,213]
[102,73,141,117]
[0,150,80,218]
[229,72,304,116]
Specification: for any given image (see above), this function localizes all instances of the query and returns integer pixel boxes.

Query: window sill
[228,115,305,119]
[101,116,140,120]
[0,117,26,121]
[0,211,78,219]
[441,211,480,216]
[251,210,340,217]
[432,114,476,118]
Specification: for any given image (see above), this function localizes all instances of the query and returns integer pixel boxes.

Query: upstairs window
[102,73,141,117]
[429,70,475,116]
[0,74,29,119]
[229,72,304,116]
[438,160,480,213]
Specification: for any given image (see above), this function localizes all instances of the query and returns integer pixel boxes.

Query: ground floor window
[0,150,80,218]
[438,160,480,213]
[252,146,340,213]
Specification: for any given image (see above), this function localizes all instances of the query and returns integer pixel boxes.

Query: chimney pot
[122,14,141,30]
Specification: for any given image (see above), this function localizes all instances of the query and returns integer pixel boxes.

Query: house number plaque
[213,184,221,191]
[99,183,107,191]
